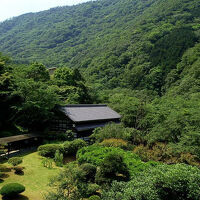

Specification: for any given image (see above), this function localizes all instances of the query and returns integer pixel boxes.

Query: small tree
[42,158,53,169]
[54,150,63,167]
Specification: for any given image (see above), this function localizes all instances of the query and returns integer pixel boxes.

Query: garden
[1,123,200,200]
[0,149,61,199]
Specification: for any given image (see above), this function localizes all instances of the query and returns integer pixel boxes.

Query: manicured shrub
[63,139,86,155]
[95,152,130,184]
[80,163,97,182]
[100,138,128,150]
[8,157,23,166]
[0,183,25,197]
[77,183,100,198]
[89,195,101,200]
[38,144,63,158]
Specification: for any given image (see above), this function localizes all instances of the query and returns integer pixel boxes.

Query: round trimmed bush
[87,184,100,196]
[8,157,23,166]
[38,144,63,158]
[89,195,101,200]
[0,183,25,197]
[80,163,97,182]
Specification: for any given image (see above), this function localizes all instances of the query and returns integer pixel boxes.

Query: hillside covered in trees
[0,0,199,155]
[0,0,199,91]
[0,0,200,199]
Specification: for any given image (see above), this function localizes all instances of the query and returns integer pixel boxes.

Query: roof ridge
[63,104,107,107]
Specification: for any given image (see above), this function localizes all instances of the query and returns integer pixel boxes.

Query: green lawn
[0,150,61,200]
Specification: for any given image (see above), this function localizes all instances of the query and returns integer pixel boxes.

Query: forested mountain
[0,1,200,198]
[0,0,199,91]
[0,0,200,147]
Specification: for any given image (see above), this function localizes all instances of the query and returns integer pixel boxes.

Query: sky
[0,0,91,22]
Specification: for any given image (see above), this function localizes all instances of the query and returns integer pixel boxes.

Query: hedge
[38,144,63,158]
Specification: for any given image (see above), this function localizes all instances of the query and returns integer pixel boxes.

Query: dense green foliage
[0,183,25,197]
[0,54,90,134]
[38,139,86,158]
[91,123,137,142]
[45,162,100,200]
[0,0,199,92]
[63,139,87,155]
[95,152,130,184]
[102,164,200,200]
[79,163,97,183]
[38,144,63,158]
[77,145,157,176]
[0,0,200,199]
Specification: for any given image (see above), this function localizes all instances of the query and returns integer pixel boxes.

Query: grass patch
[0,150,61,200]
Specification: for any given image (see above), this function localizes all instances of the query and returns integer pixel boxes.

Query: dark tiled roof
[59,104,121,122]
[0,134,41,144]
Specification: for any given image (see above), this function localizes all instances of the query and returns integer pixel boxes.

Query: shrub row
[38,139,87,158]
[38,144,62,158]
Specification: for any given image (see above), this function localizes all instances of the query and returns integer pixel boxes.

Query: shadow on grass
[15,171,24,176]
[1,168,11,173]
[1,174,9,179]
[9,147,38,158]
[1,148,37,165]
[2,195,29,200]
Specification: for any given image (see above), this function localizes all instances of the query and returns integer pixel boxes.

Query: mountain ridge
[0,0,199,91]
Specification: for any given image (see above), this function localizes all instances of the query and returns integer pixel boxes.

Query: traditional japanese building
[51,104,121,138]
